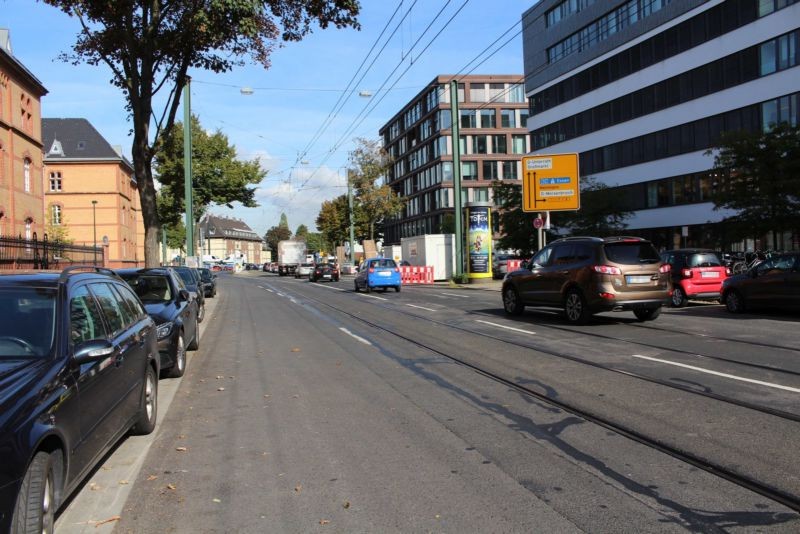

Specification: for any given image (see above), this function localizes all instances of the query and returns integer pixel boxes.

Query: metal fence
[0,233,103,270]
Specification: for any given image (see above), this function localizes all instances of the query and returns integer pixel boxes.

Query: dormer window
[77,141,86,151]
[48,139,64,156]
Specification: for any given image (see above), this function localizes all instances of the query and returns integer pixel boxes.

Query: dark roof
[0,32,47,96]
[42,118,133,173]
[201,215,262,242]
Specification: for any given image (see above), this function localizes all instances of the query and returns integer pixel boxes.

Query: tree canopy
[347,138,403,241]
[708,123,800,250]
[264,224,292,255]
[45,0,361,266]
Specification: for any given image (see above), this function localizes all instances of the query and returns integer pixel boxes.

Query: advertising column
[466,202,492,280]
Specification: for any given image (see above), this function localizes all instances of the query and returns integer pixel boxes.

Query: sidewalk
[427,279,503,291]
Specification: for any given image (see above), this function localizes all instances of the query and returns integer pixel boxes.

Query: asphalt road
[57,271,800,533]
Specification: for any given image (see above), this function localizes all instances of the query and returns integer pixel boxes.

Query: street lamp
[91,200,98,265]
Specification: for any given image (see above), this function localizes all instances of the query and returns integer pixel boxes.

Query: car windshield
[0,287,56,357]
[688,253,722,267]
[175,269,195,285]
[604,242,660,264]
[121,274,173,302]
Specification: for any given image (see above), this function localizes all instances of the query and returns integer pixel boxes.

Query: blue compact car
[354,258,402,293]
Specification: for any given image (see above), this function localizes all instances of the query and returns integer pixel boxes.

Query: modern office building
[379,75,530,245]
[522,0,799,250]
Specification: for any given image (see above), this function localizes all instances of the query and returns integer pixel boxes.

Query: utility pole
[450,80,464,277]
[183,76,194,259]
[347,170,356,264]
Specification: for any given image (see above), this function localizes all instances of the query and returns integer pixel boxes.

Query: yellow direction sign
[522,153,580,212]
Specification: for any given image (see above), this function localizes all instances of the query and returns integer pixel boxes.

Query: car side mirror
[73,339,115,364]
[179,288,191,301]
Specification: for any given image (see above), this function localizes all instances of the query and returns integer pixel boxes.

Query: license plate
[378,271,391,277]
[626,275,651,284]
[701,271,719,278]
[323,274,331,278]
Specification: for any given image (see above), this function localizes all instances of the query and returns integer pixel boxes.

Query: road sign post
[522,153,580,213]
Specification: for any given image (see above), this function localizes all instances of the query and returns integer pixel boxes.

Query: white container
[400,234,455,281]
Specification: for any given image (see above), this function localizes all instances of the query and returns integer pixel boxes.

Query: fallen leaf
[212,498,221,503]
[89,483,100,491]
[178,434,186,439]
[118,480,129,485]
[294,484,302,493]
[93,516,121,527]
[263,394,271,398]
[435,514,441,519]
[216,375,224,379]
[343,501,350,509]
[319,519,330,525]
[291,348,301,352]
[175,447,188,452]
[146,475,158,481]
[101,466,112,471]
[166,484,176,491]
[217,387,225,391]
[229,376,235,379]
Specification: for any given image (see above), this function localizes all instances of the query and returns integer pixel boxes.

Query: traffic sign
[533,217,543,229]
[522,153,580,212]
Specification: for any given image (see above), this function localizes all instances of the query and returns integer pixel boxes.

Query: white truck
[278,240,307,276]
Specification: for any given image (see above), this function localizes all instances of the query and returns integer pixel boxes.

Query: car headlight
[156,322,174,340]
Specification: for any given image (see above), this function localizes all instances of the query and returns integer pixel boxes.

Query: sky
[1,0,530,237]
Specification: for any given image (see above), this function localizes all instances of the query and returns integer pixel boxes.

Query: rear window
[687,252,721,267]
[372,259,397,268]
[603,242,660,265]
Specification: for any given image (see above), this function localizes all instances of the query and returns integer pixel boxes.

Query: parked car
[660,249,729,307]
[502,236,671,324]
[721,252,800,313]
[173,266,206,322]
[198,267,217,298]
[295,263,314,279]
[310,261,340,282]
[0,267,159,533]
[354,258,402,293]
[492,254,522,279]
[340,262,356,275]
[118,268,200,378]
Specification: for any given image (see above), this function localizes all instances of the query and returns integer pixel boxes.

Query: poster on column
[467,205,491,276]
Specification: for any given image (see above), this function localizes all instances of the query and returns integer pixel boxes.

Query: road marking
[259,286,274,293]
[406,304,436,312]
[632,354,800,393]
[313,283,346,292]
[357,293,388,301]
[442,292,470,298]
[476,320,536,335]
[339,327,372,345]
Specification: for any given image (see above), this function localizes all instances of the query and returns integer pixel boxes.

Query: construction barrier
[507,259,523,271]
[399,265,435,284]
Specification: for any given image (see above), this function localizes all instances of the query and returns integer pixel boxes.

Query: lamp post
[183,76,195,260]
[91,200,98,266]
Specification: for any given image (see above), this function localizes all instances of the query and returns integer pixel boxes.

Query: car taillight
[659,264,671,273]
[681,268,693,278]
[726,267,731,275]
[593,265,621,275]
[369,268,375,273]
[598,292,615,299]
[394,267,399,272]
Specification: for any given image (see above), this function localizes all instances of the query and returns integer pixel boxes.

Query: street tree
[491,181,538,257]
[552,176,632,236]
[45,0,360,266]
[316,195,349,248]
[264,225,292,256]
[708,123,800,250]
[154,116,265,229]
[348,138,403,241]
[295,224,309,241]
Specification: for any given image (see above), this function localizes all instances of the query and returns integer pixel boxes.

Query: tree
[154,115,265,228]
[295,224,309,241]
[316,195,349,248]
[708,123,800,250]
[348,138,403,241]
[492,181,538,257]
[45,1,361,266]
[264,225,292,256]
[551,176,632,236]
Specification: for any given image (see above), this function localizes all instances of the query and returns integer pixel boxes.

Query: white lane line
[632,354,800,393]
[476,320,536,335]
[339,327,372,345]
[442,292,470,298]
[259,286,274,293]
[356,293,388,301]
[312,283,346,292]
[406,304,436,312]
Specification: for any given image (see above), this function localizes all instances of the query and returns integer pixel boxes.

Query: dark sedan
[0,267,159,533]
[173,266,206,322]
[198,267,217,298]
[721,252,800,313]
[118,268,200,378]
[309,261,340,282]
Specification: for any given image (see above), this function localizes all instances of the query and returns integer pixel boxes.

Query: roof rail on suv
[58,265,120,283]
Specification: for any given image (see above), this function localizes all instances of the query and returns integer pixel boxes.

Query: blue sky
[2,0,530,236]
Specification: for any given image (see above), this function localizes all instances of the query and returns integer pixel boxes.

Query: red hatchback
[660,249,729,307]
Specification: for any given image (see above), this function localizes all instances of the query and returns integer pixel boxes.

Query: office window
[460,110,476,128]
[479,109,496,128]
[502,161,518,179]
[472,135,488,154]
[492,135,507,154]
[470,83,486,102]
[443,162,453,181]
[49,171,62,192]
[483,161,499,180]
[760,40,777,75]
[488,83,505,102]
[462,161,478,180]
[474,187,489,202]
[511,135,527,154]
[501,109,516,128]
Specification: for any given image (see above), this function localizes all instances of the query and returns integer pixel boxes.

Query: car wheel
[564,289,591,324]
[187,318,200,351]
[12,451,59,534]
[671,286,687,308]
[395,285,400,292]
[634,307,662,321]
[165,332,186,378]
[502,286,524,316]
[365,284,372,293]
[725,290,746,313]
[131,365,158,435]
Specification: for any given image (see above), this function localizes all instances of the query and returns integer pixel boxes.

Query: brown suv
[502,236,672,324]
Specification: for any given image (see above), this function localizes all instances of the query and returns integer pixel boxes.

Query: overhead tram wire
[296,0,413,167]
[288,0,468,201]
